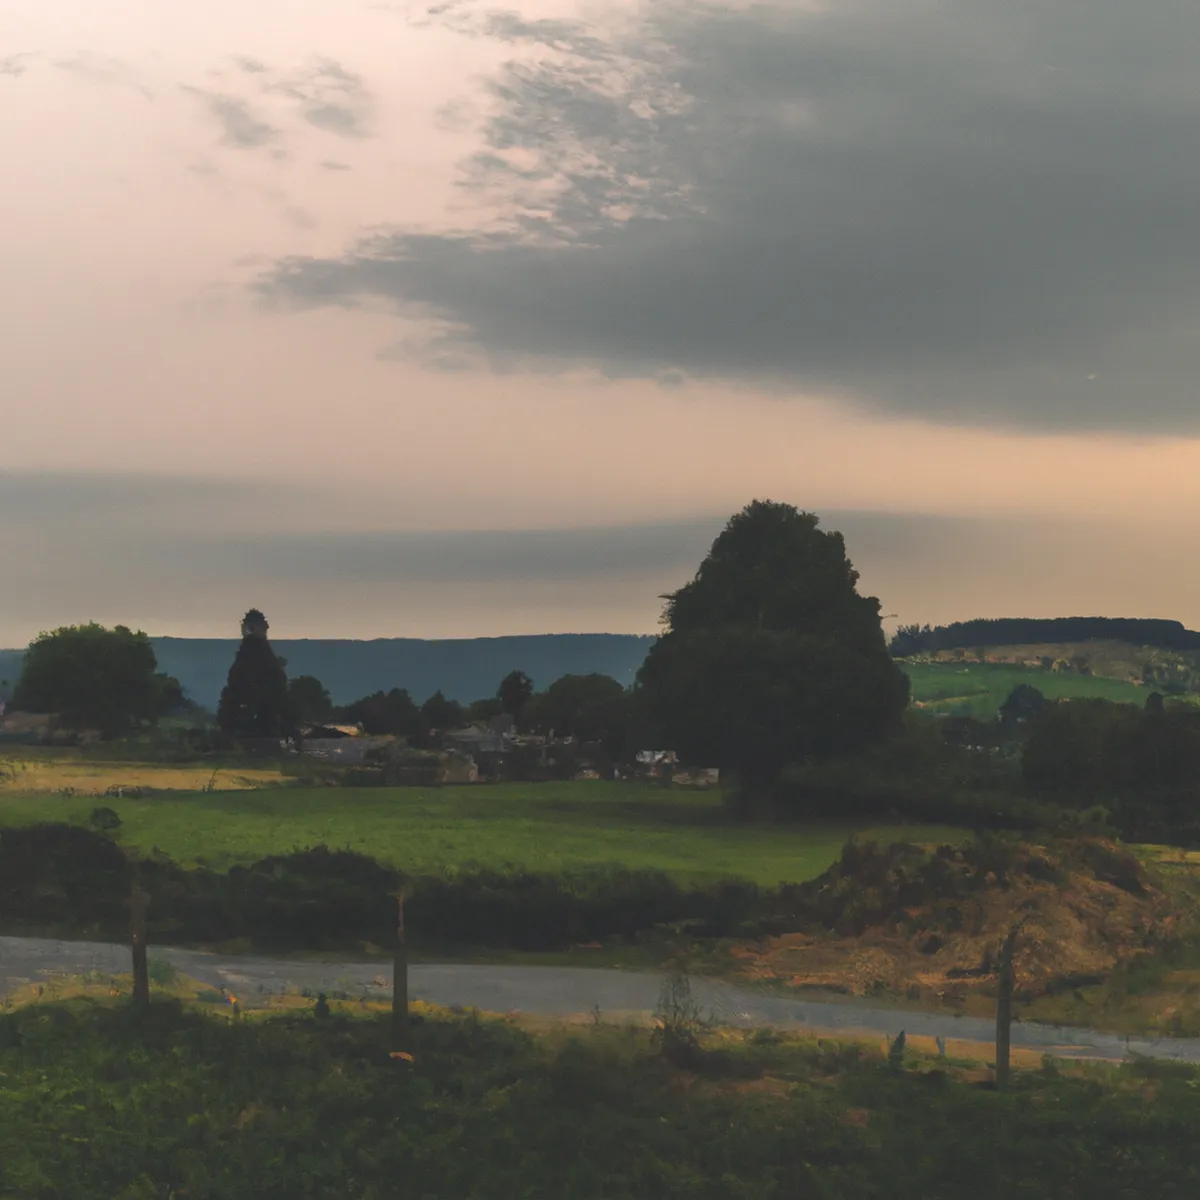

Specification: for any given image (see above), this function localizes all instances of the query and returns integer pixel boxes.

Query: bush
[87,806,123,834]
[0,826,770,953]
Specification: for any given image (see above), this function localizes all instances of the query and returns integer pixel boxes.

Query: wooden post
[130,879,150,1010]
[392,888,409,1043]
[995,925,1019,1091]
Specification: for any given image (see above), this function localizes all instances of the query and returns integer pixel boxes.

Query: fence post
[392,887,409,1043]
[130,877,150,1010]
[995,925,1020,1091]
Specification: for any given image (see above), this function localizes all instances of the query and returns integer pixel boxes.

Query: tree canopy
[636,501,909,807]
[524,673,631,754]
[217,610,291,739]
[287,675,333,727]
[662,501,888,656]
[497,670,534,720]
[11,623,177,737]
[334,688,423,738]
[999,684,1046,727]
[420,691,466,732]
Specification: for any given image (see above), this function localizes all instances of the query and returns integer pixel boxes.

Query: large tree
[524,673,631,756]
[217,609,291,738]
[636,501,909,810]
[420,690,466,732]
[335,688,422,738]
[11,623,175,737]
[497,670,534,721]
[287,675,334,727]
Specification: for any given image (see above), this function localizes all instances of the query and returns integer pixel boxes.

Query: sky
[5,0,1200,644]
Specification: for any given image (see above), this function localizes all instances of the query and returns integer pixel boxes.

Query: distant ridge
[72,634,655,710]
[890,617,1200,657]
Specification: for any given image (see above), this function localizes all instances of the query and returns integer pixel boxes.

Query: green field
[902,660,1149,718]
[0,780,957,886]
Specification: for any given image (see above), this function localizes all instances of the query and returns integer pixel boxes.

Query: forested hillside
[891,617,1200,656]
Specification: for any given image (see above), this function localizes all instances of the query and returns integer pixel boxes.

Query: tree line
[890,616,1200,657]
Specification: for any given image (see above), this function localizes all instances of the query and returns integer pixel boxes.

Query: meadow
[902,660,1148,718]
[0,777,957,886]
[0,752,287,795]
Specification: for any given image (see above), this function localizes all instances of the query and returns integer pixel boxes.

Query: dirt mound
[739,837,1174,1002]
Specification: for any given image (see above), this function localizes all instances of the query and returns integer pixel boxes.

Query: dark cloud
[270,57,374,139]
[0,471,298,525]
[320,160,352,171]
[184,87,279,148]
[262,1,1200,433]
[233,56,268,74]
[304,103,363,137]
[163,520,721,587]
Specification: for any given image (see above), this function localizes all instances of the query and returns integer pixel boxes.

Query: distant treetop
[241,609,269,640]
[889,617,1200,657]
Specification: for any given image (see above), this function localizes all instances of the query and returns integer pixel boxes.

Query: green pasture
[902,660,1149,718]
[0,779,958,886]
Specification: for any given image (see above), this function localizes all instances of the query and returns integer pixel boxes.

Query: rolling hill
[0,634,657,711]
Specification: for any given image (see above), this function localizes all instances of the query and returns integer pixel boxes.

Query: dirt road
[2,934,1195,1062]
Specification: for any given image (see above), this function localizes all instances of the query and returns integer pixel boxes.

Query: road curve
[2,934,1197,1063]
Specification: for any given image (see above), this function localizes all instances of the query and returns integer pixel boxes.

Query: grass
[0,778,961,885]
[2,991,1199,1199]
[902,660,1150,718]
[0,751,288,795]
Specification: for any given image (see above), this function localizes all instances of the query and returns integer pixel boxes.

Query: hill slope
[902,659,1150,718]
[150,633,655,709]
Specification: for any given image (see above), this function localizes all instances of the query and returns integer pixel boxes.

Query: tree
[998,684,1045,728]
[466,697,506,724]
[497,670,534,721]
[11,623,168,737]
[288,675,333,726]
[636,501,909,811]
[420,690,466,732]
[335,688,422,738]
[217,609,290,738]
[524,673,631,757]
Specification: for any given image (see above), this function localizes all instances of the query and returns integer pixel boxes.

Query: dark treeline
[890,616,1200,656]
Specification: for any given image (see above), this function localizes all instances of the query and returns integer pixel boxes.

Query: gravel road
[2,934,1196,1063]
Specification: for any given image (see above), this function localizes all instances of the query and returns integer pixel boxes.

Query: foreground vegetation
[1,997,1198,1199]
[0,777,954,884]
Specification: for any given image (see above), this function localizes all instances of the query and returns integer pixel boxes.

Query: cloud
[166,518,722,587]
[52,52,153,98]
[183,87,280,148]
[269,57,374,139]
[6,479,1200,644]
[6,472,1200,642]
[320,160,352,171]
[1,53,33,78]
[0,470,304,527]
[261,0,1200,434]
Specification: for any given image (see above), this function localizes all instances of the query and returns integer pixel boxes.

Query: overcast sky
[5,0,1200,645]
